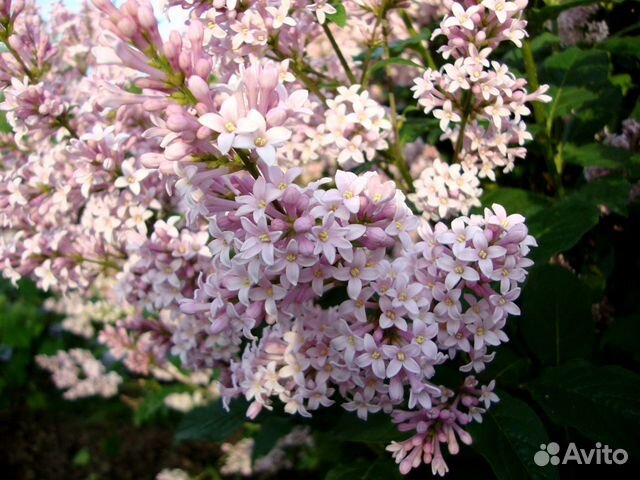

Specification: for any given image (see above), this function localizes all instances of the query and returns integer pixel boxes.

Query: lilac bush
[0,0,561,476]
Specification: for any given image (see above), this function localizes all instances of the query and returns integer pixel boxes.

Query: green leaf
[541,48,610,123]
[529,364,640,458]
[601,315,640,360]
[527,197,600,263]
[598,36,640,58]
[362,458,403,480]
[399,117,438,144]
[563,143,636,170]
[175,399,247,443]
[571,177,631,217]
[481,346,531,388]
[468,391,557,480]
[479,187,553,218]
[325,460,372,480]
[519,265,595,366]
[544,86,598,119]
[0,110,11,133]
[389,29,431,57]
[326,1,347,28]
[363,58,423,86]
[326,411,408,444]
[72,447,91,466]
[252,416,293,461]
[134,385,185,426]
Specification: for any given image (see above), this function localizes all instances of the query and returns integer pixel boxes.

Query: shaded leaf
[468,391,557,480]
[563,143,636,170]
[571,177,631,217]
[252,416,293,461]
[363,58,423,86]
[479,187,553,218]
[598,36,640,58]
[326,411,408,444]
[325,460,371,480]
[519,265,595,366]
[601,315,640,360]
[527,197,600,263]
[529,364,640,458]
[175,399,247,443]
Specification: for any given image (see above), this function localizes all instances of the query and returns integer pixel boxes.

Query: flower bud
[293,216,314,233]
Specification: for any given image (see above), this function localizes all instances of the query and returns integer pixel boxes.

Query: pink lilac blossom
[35,348,122,399]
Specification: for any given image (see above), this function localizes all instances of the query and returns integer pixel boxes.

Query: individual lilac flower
[310,189,351,221]
[339,287,374,323]
[485,203,525,229]
[342,390,381,420]
[114,159,150,195]
[382,344,421,377]
[466,316,508,350]
[436,255,480,289]
[388,275,424,316]
[199,96,244,154]
[266,0,297,29]
[299,262,334,296]
[479,380,500,408]
[482,0,519,24]
[332,249,378,299]
[34,259,57,291]
[436,217,482,257]
[283,393,312,418]
[330,319,363,365]
[433,100,461,131]
[412,321,439,358]
[236,177,282,222]
[306,382,335,410]
[250,280,287,318]
[443,3,481,30]
[307,0,337,24]
[312,214,366,264]
[265,165,302,192]
[355,334,386,379]
[238,217,281,265]
[336,135,365,165]
[272,240,316,286]
[432,285,463,320]
[323,170,367,214]
[234,110,292,165]
[456,232,507,277]
[379,296,408,331]
[489,288,522,316]
[490,255,527,293]
[385,206,420,245]
[208,219,236,267]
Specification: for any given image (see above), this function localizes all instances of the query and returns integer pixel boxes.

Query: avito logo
[534,442,628,466]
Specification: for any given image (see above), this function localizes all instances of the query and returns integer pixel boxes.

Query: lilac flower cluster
[557,5,609,47]
[35,349,122,400]
[411,0,550,219]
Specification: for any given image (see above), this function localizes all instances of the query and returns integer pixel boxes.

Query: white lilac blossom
[411,0,551,220]
[0,1,544,476]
